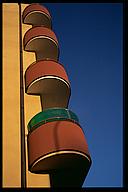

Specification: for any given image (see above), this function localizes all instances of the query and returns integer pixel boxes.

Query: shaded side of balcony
[27,120,91,174]
[25,60,71,109]
[23,26,59,61]
[22,3,52,28]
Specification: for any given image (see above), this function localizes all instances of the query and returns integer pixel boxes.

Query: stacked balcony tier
[22,3,91,186]
[22,3,52,28]
[27,109,91,175]
[23,26,59,61]
[25,60,70,109]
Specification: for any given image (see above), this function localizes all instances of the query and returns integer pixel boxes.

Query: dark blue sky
[42,3,123,187]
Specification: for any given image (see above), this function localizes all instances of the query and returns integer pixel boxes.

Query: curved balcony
[22,3,52,28]
[27,120,91,176]
[28,108,79,133]
[23,26,59,61]
[25,60,71,109]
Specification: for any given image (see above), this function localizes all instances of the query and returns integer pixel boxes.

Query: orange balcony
[27,120,91,177]
[22,3,52,28]
[25,60,71,109]
[23,26,59,61]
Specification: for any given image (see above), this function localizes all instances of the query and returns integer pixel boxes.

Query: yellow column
[2,3,21,187]
[2,3,50,187]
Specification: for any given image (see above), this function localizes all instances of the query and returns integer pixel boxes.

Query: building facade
[2,3,91,187]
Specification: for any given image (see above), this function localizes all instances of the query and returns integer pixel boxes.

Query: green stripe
[27,108,79,132]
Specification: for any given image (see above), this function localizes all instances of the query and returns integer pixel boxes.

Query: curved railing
[25,60,70,93]
[28,108,79,133]
[23,25,59,61]
[22,3,52,28]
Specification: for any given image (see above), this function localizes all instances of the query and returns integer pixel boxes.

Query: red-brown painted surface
[23,26,58,50]
[27,120,90,170]
[22,3,92,186]
[25,60,70,90]
[22,3,51,21]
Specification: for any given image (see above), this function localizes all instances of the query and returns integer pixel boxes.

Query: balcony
[23,26,59,61]
[25,60,71,109]
[27,120,91,177]
[22,3,52,28]
[27,108,79,133]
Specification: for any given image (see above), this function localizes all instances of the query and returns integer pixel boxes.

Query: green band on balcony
[28,108,79,133]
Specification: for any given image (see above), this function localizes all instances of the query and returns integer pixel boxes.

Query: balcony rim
[22,3,51,21]
[28,149,92,173]
[27,108,79,132]
[23,25,58,48]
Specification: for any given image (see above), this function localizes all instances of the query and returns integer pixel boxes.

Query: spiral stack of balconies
[22,3,91,187]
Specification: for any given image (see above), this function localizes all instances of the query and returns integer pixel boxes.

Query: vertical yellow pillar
[2,3,21,187]
[2,3,50,187]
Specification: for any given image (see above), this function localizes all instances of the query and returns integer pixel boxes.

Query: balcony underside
[25,37,59,61]
[27,77,70,110]
[27,120,91,172]
[25,60,70,91]
[30,150,91,187]
[23,26,59,61]
[22,3,52,28]
[25,60,70,109]
[30,150,91,172]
